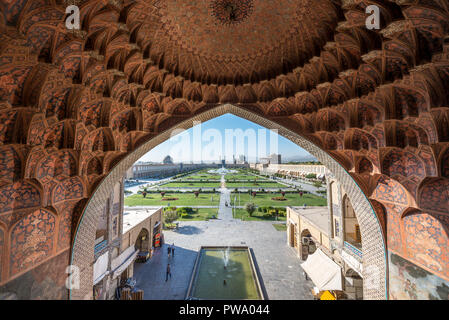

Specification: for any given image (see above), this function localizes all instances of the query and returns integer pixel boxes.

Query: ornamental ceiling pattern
[0,0,448,299]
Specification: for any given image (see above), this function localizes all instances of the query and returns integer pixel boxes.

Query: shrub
[271,197,287,201]
[162,197,178,201]
[306,173,317,179]
[313,181,323,189]
[177,207,194,214]
[245,203,256,217]
[164,210,178,224]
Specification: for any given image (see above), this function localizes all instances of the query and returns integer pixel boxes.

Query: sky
[138,114,315,163]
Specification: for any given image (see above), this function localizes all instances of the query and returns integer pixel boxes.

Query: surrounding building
[287,171,363,299]
[238,155,246,164]
[92,177,163,300]
[127,162,249,180]
[162,155,174,164]
[128,162,206,179]
[259,153,281,164]
[251,163,326,179]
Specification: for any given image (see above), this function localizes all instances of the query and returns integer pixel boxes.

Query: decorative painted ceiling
[0,0,448,299]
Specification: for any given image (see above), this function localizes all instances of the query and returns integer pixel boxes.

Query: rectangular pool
[186,246,265,300]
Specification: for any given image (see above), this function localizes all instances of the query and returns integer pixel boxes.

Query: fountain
[186,246,266,300]
[222,246,230,268]
[208,166,236,175]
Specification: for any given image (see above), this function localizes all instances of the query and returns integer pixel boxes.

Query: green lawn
[229,192,327,207]
[184,174,221,180]
[177,208,218,221]
[232,209,287,221]
[225,181,289,188]
[160,181,221,188]
[272,223,287,231]
[225,174,264,181]
[125,193,220,206]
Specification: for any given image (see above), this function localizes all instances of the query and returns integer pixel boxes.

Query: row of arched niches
[0,0,448,299]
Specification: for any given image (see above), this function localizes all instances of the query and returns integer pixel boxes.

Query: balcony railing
[344,241,363,260]
[94,239,108,256]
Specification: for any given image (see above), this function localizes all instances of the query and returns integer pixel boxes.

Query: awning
[93,271,109,286]
[112,249,138,279]
[301,248,342,291]
[93,251,109,285]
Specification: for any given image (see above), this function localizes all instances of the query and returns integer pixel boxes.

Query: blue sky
[138,114,314,163]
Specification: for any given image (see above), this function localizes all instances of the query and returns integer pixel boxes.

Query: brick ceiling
[146,0,339,84]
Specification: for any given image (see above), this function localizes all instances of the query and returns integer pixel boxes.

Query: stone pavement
[134,220,315,300]
[133,173,315,300]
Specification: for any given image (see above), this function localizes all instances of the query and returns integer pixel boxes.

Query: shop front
[153,221,162,248]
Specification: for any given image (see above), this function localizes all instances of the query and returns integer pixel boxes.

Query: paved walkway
[133,173,315,300]
[218,174,233,220]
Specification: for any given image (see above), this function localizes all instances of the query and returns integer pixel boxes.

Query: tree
[245,203,256,217]
[164,210,178,224]
[313,181,323,189]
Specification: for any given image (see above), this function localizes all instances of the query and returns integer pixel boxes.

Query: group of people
[166,243,175,281]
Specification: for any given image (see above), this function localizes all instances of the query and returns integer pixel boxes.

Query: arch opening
[70,104,388,300]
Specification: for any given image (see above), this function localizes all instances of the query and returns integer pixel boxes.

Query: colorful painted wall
[0,250,70,300]
[389,251,449,300]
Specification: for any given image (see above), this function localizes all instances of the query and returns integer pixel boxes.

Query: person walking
[165,263,172,281]
[167,245,171,259]
[171,243,175,257]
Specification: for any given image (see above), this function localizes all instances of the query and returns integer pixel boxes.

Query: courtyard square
[133,219,315,300]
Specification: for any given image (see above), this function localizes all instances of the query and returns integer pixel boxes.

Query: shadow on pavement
[175,225,204,235]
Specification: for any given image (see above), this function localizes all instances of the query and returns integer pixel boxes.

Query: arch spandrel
[0,0,447,300]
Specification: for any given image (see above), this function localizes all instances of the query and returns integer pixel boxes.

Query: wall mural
[9,209,55,277]
[0,250,70,300]
[389,251,449,300]
[0,227,3,281]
